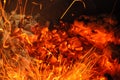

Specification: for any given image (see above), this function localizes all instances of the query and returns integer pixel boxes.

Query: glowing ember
[0,0,120,80]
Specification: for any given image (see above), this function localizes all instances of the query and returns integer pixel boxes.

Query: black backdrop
[3,0,120,23]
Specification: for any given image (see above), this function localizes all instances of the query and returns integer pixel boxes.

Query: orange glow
[100,77,107,80]
[0,1,120,80]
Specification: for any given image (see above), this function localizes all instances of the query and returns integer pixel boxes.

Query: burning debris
[0,0,120,80]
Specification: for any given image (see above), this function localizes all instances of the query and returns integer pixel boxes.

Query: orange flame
[0,1,120,80]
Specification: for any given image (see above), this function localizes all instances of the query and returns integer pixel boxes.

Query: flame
[0,1,120,80]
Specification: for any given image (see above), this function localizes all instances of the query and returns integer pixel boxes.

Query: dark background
[3,0,120,23]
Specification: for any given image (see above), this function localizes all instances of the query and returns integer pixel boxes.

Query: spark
[60,0,86,19]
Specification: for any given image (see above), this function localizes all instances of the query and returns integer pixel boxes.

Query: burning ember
[0,0,120,80]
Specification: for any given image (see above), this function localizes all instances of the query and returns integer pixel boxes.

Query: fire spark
[0,0,120,80]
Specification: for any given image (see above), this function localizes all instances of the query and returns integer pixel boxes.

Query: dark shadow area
[3,0,120,24]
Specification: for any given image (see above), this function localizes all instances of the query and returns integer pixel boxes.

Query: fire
[0,0,120,80]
